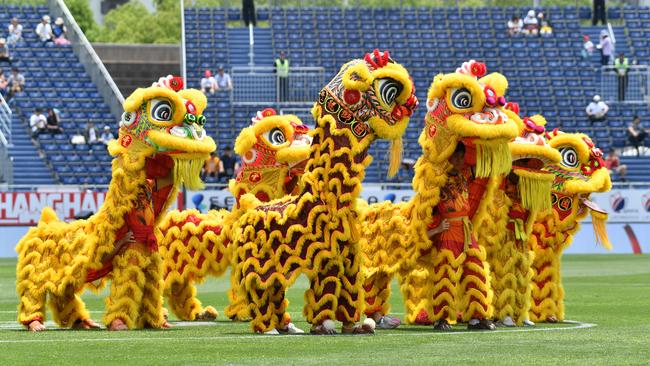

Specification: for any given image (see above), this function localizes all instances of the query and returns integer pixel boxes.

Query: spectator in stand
[85,121,99,144]
[46,108,63,135]
[597,30,612,66]
[0,69,8,97]
[0,38,13,65]
[522,10,539,36]
[52,18,71,46]
[627,116,648,156]
[585,95,609,122]
[99,126,115,145]
[604,148,627,182]
[7,18,23,46]
[507,15,523,37]
[29,108,47,138]
[203,152,223,179]
[35,15,53,44]
[200,69,216,95]
[537,12,552,36]
[215,66,233,91]
[218,146,239,182]
[593,0,606,26]
[581,35,595,60]
[6,66,24,100]
[274,52,289,102]
[242,0,256,27]
[614,53,629,101]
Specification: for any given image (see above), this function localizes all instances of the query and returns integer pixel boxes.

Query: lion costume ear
[529,114,547,127]
[234,126,257,156]
[342,62,373,92]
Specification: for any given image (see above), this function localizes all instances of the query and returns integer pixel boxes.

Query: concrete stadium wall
[93,43,181,97]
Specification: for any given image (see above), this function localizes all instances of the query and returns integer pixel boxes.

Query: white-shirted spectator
[586,95,609,122]
[85,121,99,144]
[215,66,233,91]
[507,15,523,37]
[99,126,115,145]
[35,15,53,43]
[582,35,594,59]
[522,10,539,36]
[29,107,47,138]
[200,69,216,94]
[7,18,23,46]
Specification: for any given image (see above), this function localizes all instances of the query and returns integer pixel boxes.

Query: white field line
[0,320,595,343]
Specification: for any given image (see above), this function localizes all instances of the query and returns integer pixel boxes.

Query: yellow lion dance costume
[15,76,215,331]
[360,61,520,330]
[475,112,561,327]
[529,130,612,323]
[157,108,311,322]
[230,50,418,335]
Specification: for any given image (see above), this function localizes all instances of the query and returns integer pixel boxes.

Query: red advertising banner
[0,192,106,226]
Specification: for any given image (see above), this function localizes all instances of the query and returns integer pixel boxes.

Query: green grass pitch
[1,254,649,365]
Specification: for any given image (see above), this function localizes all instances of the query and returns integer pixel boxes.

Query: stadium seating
[2,4,114,186]
[183,5,650,182]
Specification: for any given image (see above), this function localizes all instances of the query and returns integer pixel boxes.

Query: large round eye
[377,78,403,106]
[450,88,473,110]
[120,111,137,127]
[150,99,173,122]
[559,147,579,168]
[262,127,286,146]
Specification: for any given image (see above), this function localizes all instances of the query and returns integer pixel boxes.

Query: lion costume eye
[450,88,472,110]
[377,78,403,106]
[150,99,173,122]
[559,147,579,168]
[262,128,287,146]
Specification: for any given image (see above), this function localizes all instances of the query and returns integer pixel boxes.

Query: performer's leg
[140,252,167,328]
[17,285,47,330]
[104,246,147,330]
[434,248,464,326]
[529,245,561,323]
[459,243,494,329]
[224,270,250,321]
[513,249,534,326]
[487,239,516,326]
[363,272,392,318]
[167,279,217,321]
[247,279,287,333]
[399,259,435,325]
[48,284,93,329]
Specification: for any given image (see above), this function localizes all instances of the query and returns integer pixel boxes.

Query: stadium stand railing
[231,66,326,105]
[183,4,650,182]
[0,93,13,184]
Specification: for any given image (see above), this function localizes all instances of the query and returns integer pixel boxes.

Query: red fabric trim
[22,316,43,326]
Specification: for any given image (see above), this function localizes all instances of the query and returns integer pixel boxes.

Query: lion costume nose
[291,121,308,134]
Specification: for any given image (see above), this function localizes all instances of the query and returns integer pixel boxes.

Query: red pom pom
[261,108,276,117]
[470,62,487,77]
[169,76,184,91]
[343,89,361,105]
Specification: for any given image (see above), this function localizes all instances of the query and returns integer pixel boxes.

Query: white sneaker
[264,328,280,335]
[498,316,516,327]
[284,322,305,334]
[523,319,535,326]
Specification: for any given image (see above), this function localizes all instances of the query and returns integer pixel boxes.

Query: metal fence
[0,93,13,184]
[600,65,650,104]
[231,66,326,106]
